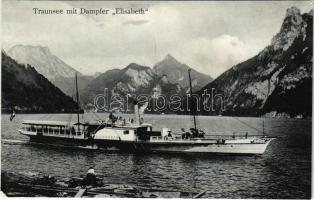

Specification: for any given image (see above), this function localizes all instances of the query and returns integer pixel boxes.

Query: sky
[2,1,312,78]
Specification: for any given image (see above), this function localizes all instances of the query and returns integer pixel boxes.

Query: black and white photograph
[1,0,312,198]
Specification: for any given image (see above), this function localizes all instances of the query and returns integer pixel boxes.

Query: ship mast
[75,73,80,131]
[188,69,197,131]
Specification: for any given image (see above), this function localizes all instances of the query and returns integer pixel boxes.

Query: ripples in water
[1,114,311,198]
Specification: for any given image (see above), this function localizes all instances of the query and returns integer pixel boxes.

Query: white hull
[148,141,273,154]
[94,138,274,155]
[19,121,275,155]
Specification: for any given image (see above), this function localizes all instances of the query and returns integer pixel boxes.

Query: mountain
[1,51,77,113]
[197,7,312,118]
[81,55,212,113]
[52,75,94,97]
[81,63,183,113]
[7,45,93,96]
[8,45,80,79]
[93,72,102,78]
[154,54,213,91]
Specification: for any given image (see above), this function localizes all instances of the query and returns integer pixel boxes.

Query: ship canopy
[22,120,87,127]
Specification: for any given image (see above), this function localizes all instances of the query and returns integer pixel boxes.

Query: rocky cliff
[197,7,312,118]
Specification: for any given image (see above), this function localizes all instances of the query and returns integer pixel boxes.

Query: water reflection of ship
[19,71,275,155]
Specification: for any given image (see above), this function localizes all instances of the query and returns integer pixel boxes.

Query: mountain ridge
[81,62,184,112]
[80,55,212,112]
[1,51,77,113]
[196,7,312,118]
[153,54,213,91]
[7,45,211,99]
[7,45,94,96]
[8,45,81,79]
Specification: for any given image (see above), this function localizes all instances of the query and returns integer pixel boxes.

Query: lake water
[1,113,311,198]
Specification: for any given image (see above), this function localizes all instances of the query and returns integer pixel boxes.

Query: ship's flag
[10,110,16,121]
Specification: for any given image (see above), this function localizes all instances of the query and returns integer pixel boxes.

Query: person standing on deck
[181,128,186,139]
[109,112,117,125]
[109,112,114,122]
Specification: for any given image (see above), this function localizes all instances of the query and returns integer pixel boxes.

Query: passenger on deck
[181,128,191,139]
[71,127,75,135]
[181,128,186,139]
[199,130,205,138]
[167,131,172,138]
[190,128,198,138]
[109,112,117,124]
[86,132,91,139]
[109,112,113,120]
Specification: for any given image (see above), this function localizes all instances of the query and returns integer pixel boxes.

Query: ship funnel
[134,103,140,126]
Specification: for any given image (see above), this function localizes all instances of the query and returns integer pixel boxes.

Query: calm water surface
[1,114,311,198]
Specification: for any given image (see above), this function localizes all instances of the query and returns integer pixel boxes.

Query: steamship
[19,71,275,155]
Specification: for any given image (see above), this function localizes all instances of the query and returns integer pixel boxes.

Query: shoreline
[0,112,311,121]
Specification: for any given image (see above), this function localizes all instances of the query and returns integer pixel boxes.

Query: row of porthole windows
[104,136,118,139]
[214,145,234,147]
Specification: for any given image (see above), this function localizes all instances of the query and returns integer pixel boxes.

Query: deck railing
[22,126,84,138]
[150,132,265,141]
[150,136,163,141]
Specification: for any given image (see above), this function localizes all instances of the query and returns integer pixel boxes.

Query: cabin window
[38,126,43,133]
[70,127,75,135]
[48,128,53,134]
[124,130,129,135]
[54,127,60,134]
